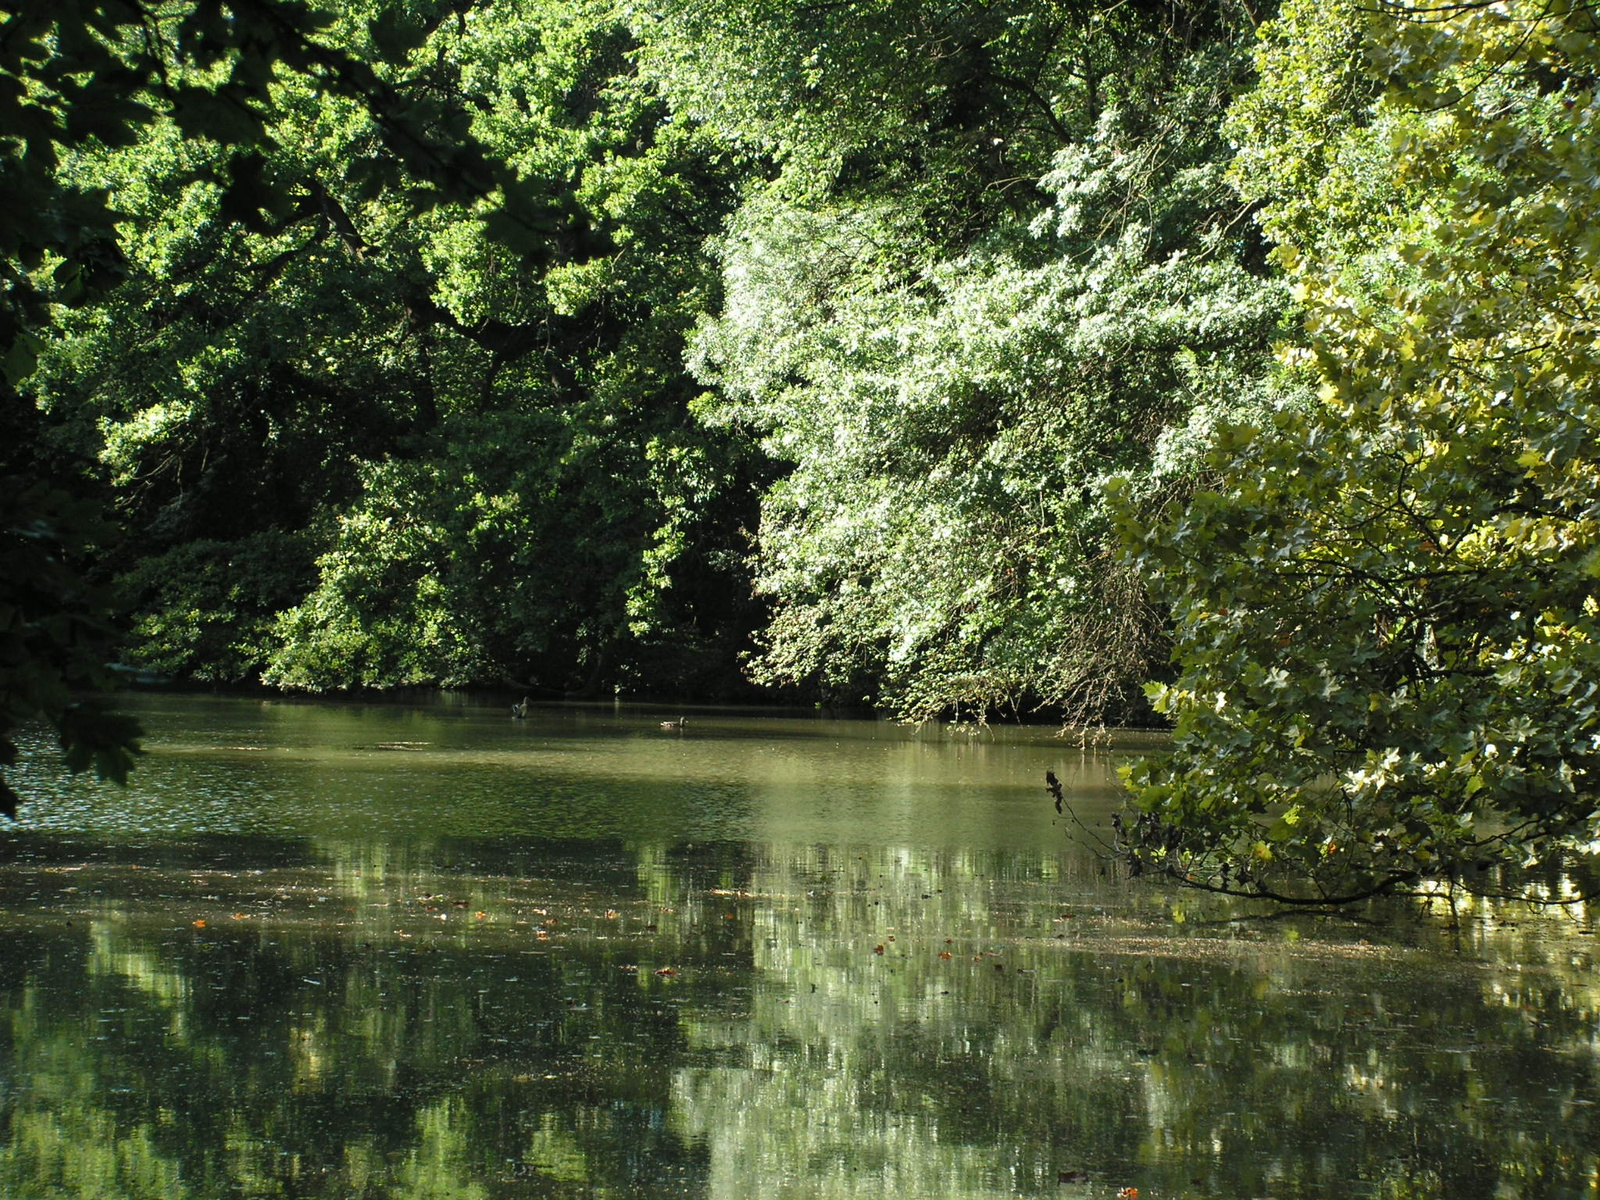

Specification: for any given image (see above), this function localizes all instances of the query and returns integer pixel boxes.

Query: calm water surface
[1,694,1597,1200]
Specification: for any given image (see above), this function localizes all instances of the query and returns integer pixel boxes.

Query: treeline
[6,0,1599,898]
[12,0,1285,717]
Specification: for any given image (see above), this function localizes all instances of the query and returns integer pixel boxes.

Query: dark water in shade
[1,695,1597,1200]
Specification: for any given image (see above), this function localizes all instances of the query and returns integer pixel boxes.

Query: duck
[659,716,686,731]
[511,696,529,719]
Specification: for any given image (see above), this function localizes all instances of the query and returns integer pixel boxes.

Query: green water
[1,695,1596,1199]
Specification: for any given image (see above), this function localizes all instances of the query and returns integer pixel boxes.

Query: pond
[1,694,1597,1200]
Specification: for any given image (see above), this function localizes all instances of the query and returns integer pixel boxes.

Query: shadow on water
[1,695,1598,1199]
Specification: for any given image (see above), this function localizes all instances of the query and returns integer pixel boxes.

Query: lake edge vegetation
[5,0,1598,902]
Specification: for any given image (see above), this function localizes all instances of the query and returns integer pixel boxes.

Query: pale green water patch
[8,696,1127,845]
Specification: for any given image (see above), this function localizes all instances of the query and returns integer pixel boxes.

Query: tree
[1120,0,1600,901]
[32,0,763,701]
[0,0,562,808]
[677,0,1289,723]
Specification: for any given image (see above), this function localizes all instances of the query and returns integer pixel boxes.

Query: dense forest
[5,0,1598,901]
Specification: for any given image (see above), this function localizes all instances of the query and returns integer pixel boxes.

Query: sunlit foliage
[1123,0,1600,899]
[26,0,765,701]
[680,0,1290,723]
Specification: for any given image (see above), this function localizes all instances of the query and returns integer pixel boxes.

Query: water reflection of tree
[671,847,1600,1199]
[0,862,727,1197]
[1,841,1598,1198]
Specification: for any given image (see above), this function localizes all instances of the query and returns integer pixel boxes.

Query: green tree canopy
[680,0,1290,723]
[32,0,763,700]
[1122,0,1600,900]
[1,0,604,808]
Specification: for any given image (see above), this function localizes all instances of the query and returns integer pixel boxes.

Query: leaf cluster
[1123,0,1600,900]
[689,14,1290,724]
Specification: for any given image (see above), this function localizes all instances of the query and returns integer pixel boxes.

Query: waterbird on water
[511,697,528,719]
[659,716,686,731]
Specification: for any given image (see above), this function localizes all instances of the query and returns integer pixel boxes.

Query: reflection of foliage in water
[0,840,1597,1199]
[673,848,1600,1198]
